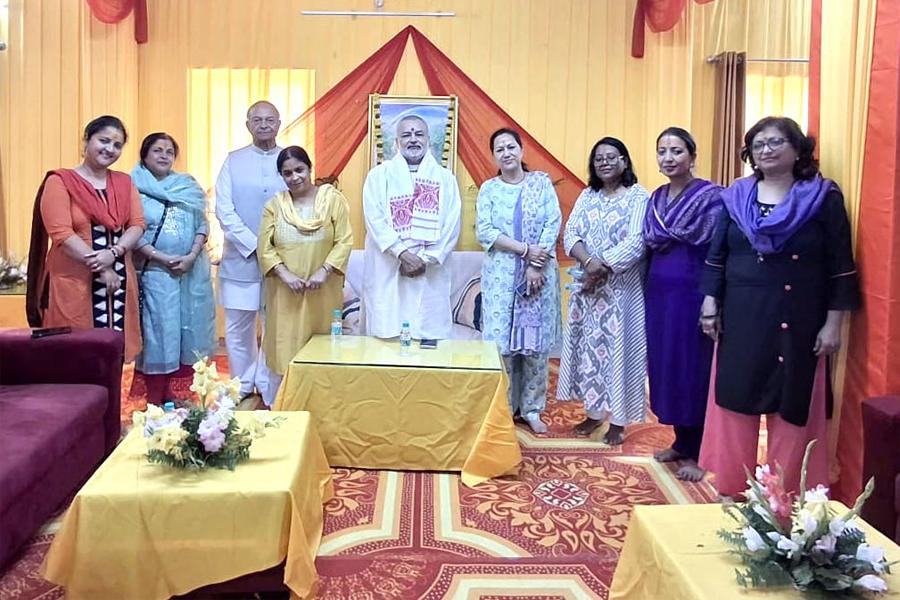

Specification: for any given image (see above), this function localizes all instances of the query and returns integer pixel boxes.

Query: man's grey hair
[246,100,280,119]
[395,114,429,136]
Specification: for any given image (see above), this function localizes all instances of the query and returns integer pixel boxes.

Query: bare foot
[603,424,625,446]
[524,414,548,434]
[574,418,604,436]
[654,447,686,463]
[675,461,706,482]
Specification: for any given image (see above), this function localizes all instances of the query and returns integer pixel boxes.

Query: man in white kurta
[214,101,287,405]
[362,116,461,339]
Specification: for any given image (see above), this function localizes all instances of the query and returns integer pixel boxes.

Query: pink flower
[197,414,226,453]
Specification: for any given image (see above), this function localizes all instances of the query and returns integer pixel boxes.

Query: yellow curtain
[1,0,814,259]
[186,67,315,262]
[817,0,877,483]
[0,1,8,255]
[685,0,810,178]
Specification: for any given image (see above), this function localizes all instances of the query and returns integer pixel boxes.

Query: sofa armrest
[861,395,900,540]
[0,328,124,453]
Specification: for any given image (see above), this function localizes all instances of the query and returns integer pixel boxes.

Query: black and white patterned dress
[90,189,127,331]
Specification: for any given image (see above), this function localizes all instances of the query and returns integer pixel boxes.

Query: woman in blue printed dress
[476,128,562,434]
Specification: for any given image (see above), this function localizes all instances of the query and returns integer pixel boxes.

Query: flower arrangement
[719,441,893,595]
[132,358,281,470]
[0,255,26,290]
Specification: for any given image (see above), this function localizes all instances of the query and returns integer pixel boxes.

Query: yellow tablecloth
[274,335,521,486]
[42,412,333,600]
[610,502,900,599]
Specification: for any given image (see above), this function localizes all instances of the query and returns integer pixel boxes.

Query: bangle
[519,243,528,258]
[699,314,718,320]
[583,255,594,268]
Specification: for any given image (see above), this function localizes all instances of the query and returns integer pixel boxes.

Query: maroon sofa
[0,328,123,569]
[861,395,900,544]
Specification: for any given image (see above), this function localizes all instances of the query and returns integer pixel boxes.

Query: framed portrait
[368,94,459,173]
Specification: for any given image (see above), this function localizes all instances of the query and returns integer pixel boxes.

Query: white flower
[814,534,836,554]
[853,574,888,593]
[755,464,771,481]
[829,517,859,536]
[132,410,147,429]
[793,508,820,541]
[767,532,801,558]
[856,543,886,573]
[804,484,830,505]
[145,404,164,419]
[742,527,767,552]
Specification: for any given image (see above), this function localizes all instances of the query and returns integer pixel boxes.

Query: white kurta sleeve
[537,175,562,255]
[601,187,648,273]
[214,157,257,259]
[563,189,589,256]
[363,169,406,256]
[421,175,461,266]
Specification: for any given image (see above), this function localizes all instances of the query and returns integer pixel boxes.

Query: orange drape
[835,0,900,502]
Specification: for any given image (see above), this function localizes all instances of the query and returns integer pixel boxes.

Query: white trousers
[224,307,278,406]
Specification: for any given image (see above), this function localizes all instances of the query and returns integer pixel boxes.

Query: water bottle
[163,401,175,412]
[399,321,412,353]
[331,309,343,340]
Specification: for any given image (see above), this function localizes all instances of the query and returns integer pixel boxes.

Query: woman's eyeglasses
[594,155,622,165]
[750,137,787,153]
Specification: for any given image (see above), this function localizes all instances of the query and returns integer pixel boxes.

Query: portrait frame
[367,94,459,173]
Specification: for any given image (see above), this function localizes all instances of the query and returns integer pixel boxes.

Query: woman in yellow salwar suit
[258,146,353,399]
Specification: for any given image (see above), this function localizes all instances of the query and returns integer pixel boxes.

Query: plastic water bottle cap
[163,401,175,412]
[402,321,410,327]
[333,309,342,318]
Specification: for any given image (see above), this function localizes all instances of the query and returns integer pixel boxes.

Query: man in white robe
[362,115,461,339]
[214,101,287,405]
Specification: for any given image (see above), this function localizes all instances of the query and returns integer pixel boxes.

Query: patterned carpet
[0,360,717,600]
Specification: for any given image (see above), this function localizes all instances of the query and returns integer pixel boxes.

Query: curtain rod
[705,55,809,64]
[300,10,455,17]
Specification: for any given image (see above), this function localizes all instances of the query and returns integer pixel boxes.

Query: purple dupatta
[510,173,547,356]
[643,178,723,252]
[720,174,837,254]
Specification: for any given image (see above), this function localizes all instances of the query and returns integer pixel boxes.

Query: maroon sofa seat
[0,328,124,569]
[861,395,900,543]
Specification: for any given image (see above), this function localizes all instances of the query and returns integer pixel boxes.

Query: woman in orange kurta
[26,115,146,361]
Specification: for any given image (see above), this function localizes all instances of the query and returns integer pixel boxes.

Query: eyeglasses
[594,154,622,165]
[250,117,278,126]
[750,137,787,153]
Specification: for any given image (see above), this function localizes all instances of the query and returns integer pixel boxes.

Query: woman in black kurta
[696,116,859,498]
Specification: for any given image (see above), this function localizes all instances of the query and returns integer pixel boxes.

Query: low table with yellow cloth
[41,412,333,600]
[273,335,521,486]
[610,502,900,599]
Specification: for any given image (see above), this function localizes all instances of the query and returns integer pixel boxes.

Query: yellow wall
[0,0,810,258]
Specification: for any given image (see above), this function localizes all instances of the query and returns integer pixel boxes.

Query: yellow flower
[192,357,210,374]
[132,411,147,429]
[206,361,218,380]
[148,424,188,455]
[224,377,242,401]
[145,404,165,420]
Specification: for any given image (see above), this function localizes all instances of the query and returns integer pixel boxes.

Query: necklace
[501,172,526,185]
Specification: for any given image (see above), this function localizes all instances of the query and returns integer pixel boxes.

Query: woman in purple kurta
[643,127,722,481]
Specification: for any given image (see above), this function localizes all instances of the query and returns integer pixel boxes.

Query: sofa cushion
[0,384,108,513]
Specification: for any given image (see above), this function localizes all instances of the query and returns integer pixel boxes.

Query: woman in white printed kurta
[558,137,649,445]
[476,129,562,434]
